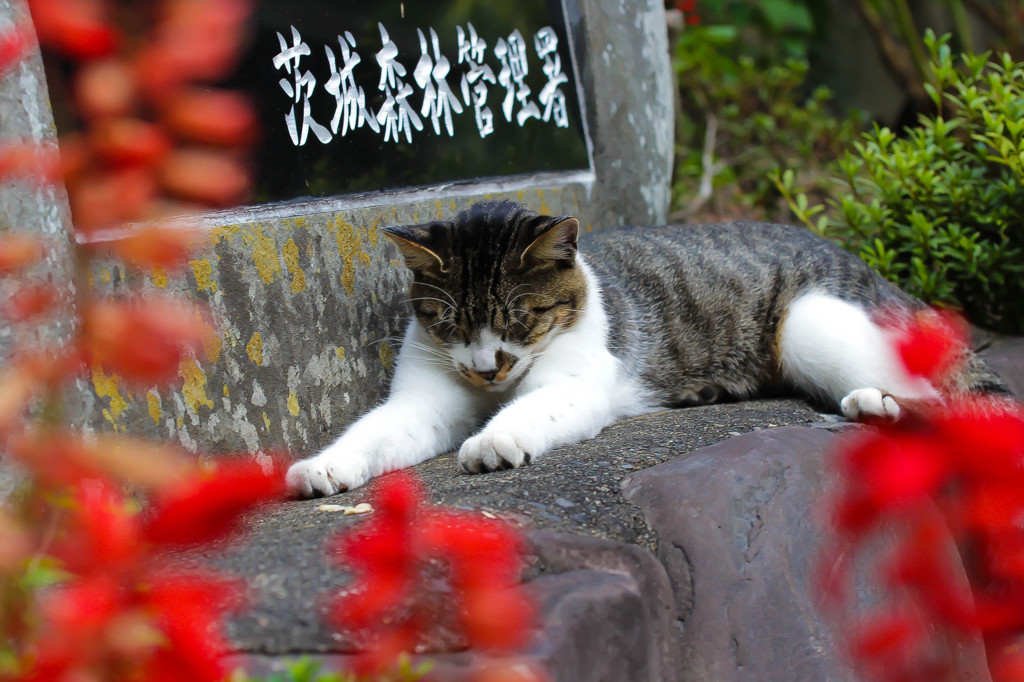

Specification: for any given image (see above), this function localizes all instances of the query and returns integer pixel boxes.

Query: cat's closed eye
[531,300,571,315]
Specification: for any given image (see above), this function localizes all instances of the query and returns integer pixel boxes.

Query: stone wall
[0,0,674,458]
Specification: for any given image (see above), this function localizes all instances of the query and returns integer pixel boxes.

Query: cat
[285,200,1005,498]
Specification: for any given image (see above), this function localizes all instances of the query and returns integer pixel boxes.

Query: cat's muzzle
[458,349,519,389]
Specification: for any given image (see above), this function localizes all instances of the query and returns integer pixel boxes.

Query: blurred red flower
[163,89,258,147]
[823,307,1024,680]
[138,573,243,682]
[0,23,34,73]
[0,234,45,275]
[158,148,251,206]
[8,455,281,682]
[83,297,209,385]
[331,472,535,674]
[73,57,137,119]
[891,309,967,382]
[27,0,120,60]
[90,117,172,168]
[136,0,252,102]
[94,224,201,272]
[0,144,60,186]
[145,458,286,546]
[3,284,60,322]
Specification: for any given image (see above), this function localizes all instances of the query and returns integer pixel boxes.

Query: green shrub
[776,31,1024,334]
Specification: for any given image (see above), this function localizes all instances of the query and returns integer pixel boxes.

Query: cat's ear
[382,222,451,275]
[521,216,579,267]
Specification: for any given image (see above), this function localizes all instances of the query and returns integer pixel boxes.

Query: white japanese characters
[272,21,572,146]
[273,26,332,146]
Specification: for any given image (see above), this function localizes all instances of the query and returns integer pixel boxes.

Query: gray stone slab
[621,426,992,682]
[208,399,824,658]
[235,540,674,682]
[622,427,852,681]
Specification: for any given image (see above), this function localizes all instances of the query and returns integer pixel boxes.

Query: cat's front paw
[459,430,539,474]
[285,455,370,498]
[841,387,901,421]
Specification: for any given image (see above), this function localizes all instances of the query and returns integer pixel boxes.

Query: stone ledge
[216,380,1023,679]
[231,532,679,682]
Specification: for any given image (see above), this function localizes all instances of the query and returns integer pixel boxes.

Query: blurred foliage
[232,655,432,682]
[852,0,1024,113]
[669,15,864,222]
[775,31,1024,334]
[680,0,819,60]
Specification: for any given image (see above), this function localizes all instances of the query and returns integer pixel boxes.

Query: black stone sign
[241,0,591,203]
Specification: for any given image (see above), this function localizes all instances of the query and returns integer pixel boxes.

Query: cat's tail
[945,348,1013,398]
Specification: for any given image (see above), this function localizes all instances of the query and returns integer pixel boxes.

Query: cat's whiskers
[405,296,457,314]
[504,285,536,310]
[425,318,454,331]
[366,335,406,348]
[403,340,451,361]
[413,281,458,308]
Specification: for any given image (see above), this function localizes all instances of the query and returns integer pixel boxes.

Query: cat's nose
[476,369,498,382]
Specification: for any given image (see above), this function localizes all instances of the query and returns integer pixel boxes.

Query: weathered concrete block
[571,0,674,226]
[0,0,675,459]
[81,189,592,457]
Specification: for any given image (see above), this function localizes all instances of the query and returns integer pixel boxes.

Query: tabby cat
[286,200,1003,497]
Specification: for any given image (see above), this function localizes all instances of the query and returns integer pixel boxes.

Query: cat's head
[382,200,587,391]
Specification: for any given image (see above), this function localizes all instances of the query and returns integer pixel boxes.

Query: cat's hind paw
[285,456,369,498]
[459,430,537,474]
[840,388,901,421]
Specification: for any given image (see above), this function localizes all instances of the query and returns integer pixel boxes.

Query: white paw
[285,455,370,498]
[459,429,539,474]
[841,388,901,421]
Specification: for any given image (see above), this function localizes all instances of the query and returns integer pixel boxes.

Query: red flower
[158,148,251,206]
[67,166,159,232]
[83,297,209,385]
[422,512,525,589]
[3,284,59,322]
[73,58,137,119]
[96,224,201,272]
[889,309,967,382]
[331,472,422,631]
[56,480,146,575]
[0,23,34,73]
[835,430,950,522]
[850,611,921,663]
[163,89,258,146]
[27,0,120,60]
[145,458,286,546]
[934,400,1024,479]
[331,472,534,673]
[0,234,45,275]
[0,144,60,186]
[959,483,1024,532]
[136,0,252,102]
[460,584,535,652]
[23,570,242,682]
[820,305,1024,680]
[90,117,172,168]
[139,573,242,682]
